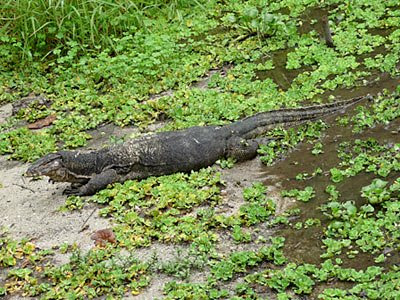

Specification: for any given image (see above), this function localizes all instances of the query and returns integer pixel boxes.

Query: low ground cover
[1,0,399,298]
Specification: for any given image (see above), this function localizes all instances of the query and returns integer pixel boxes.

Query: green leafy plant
[282,186,315,202]
[361,179,390,204]
[1,0,400,298]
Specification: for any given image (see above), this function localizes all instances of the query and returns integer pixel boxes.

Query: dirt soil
[0,152,287,300]
[0,72,398,298]
[0,98,292,299]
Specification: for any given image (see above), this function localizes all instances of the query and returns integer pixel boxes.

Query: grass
[0,0,400,298]
[1,0,206,60]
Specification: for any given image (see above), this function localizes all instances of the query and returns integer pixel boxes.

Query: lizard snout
[25,153,63,177]
[25,167,37,177]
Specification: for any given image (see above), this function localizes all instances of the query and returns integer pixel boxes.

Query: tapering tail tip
[365,94,373,102]
[335,93,373,111]
[347,93,373,106]
[357,93,374,106]
[329,94,373,115]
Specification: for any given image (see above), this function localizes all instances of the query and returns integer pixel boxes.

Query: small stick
[321,15,335,48]
[14,184,35,193]
[79,208,97,232]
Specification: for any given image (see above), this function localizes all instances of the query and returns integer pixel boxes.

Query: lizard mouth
[25,164,44,177]
[26,163,44,176]
[25,168,38,177]
[25,153,63,177]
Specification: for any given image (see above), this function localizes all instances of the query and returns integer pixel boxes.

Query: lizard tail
[228,94,372,136]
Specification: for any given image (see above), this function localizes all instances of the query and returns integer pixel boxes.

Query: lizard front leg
[64,169,120,196]
[226,137,274,162]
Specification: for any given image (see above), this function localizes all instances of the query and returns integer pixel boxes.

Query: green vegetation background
[1,0,400,299]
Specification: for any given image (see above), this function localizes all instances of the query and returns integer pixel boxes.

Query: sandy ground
[0,102,111,257]
[0,156,111,254]
[0,156,287,299]
[0,100,292,299]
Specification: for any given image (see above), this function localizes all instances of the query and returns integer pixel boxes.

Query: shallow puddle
[321,72,400,102]
[258,101,399,269]
[255,48,313,91]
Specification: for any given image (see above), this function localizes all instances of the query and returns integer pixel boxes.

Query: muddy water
[255,43,399,98]
[255,49,313,91]
[259,101,400,267]
[322,72,399,102]
[207,4,400,272]
[254,3,400,97]
[250,9,400,266]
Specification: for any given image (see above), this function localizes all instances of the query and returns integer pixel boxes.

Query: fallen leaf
[28,114,57,130]
[91,228,116,246]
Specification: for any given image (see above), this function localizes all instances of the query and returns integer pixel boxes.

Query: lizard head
[25,153,72,182]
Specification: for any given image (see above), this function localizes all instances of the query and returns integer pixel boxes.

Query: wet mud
[255,49,312,91]
[0,5,399,298]
[257,94,399,276]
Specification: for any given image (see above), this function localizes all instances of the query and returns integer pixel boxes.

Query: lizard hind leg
[226,137,274,162]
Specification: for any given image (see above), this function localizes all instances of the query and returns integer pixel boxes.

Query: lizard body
[26,95,370,195]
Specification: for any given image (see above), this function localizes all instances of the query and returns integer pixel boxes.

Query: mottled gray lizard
[26,95,371,195]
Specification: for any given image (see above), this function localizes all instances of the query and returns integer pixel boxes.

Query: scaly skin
[26,95,371,195]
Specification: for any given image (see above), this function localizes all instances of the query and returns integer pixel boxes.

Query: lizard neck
[60,150,101,175]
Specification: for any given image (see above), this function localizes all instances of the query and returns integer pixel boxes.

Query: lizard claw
[63,186,82,196]
[63,185,90,196]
